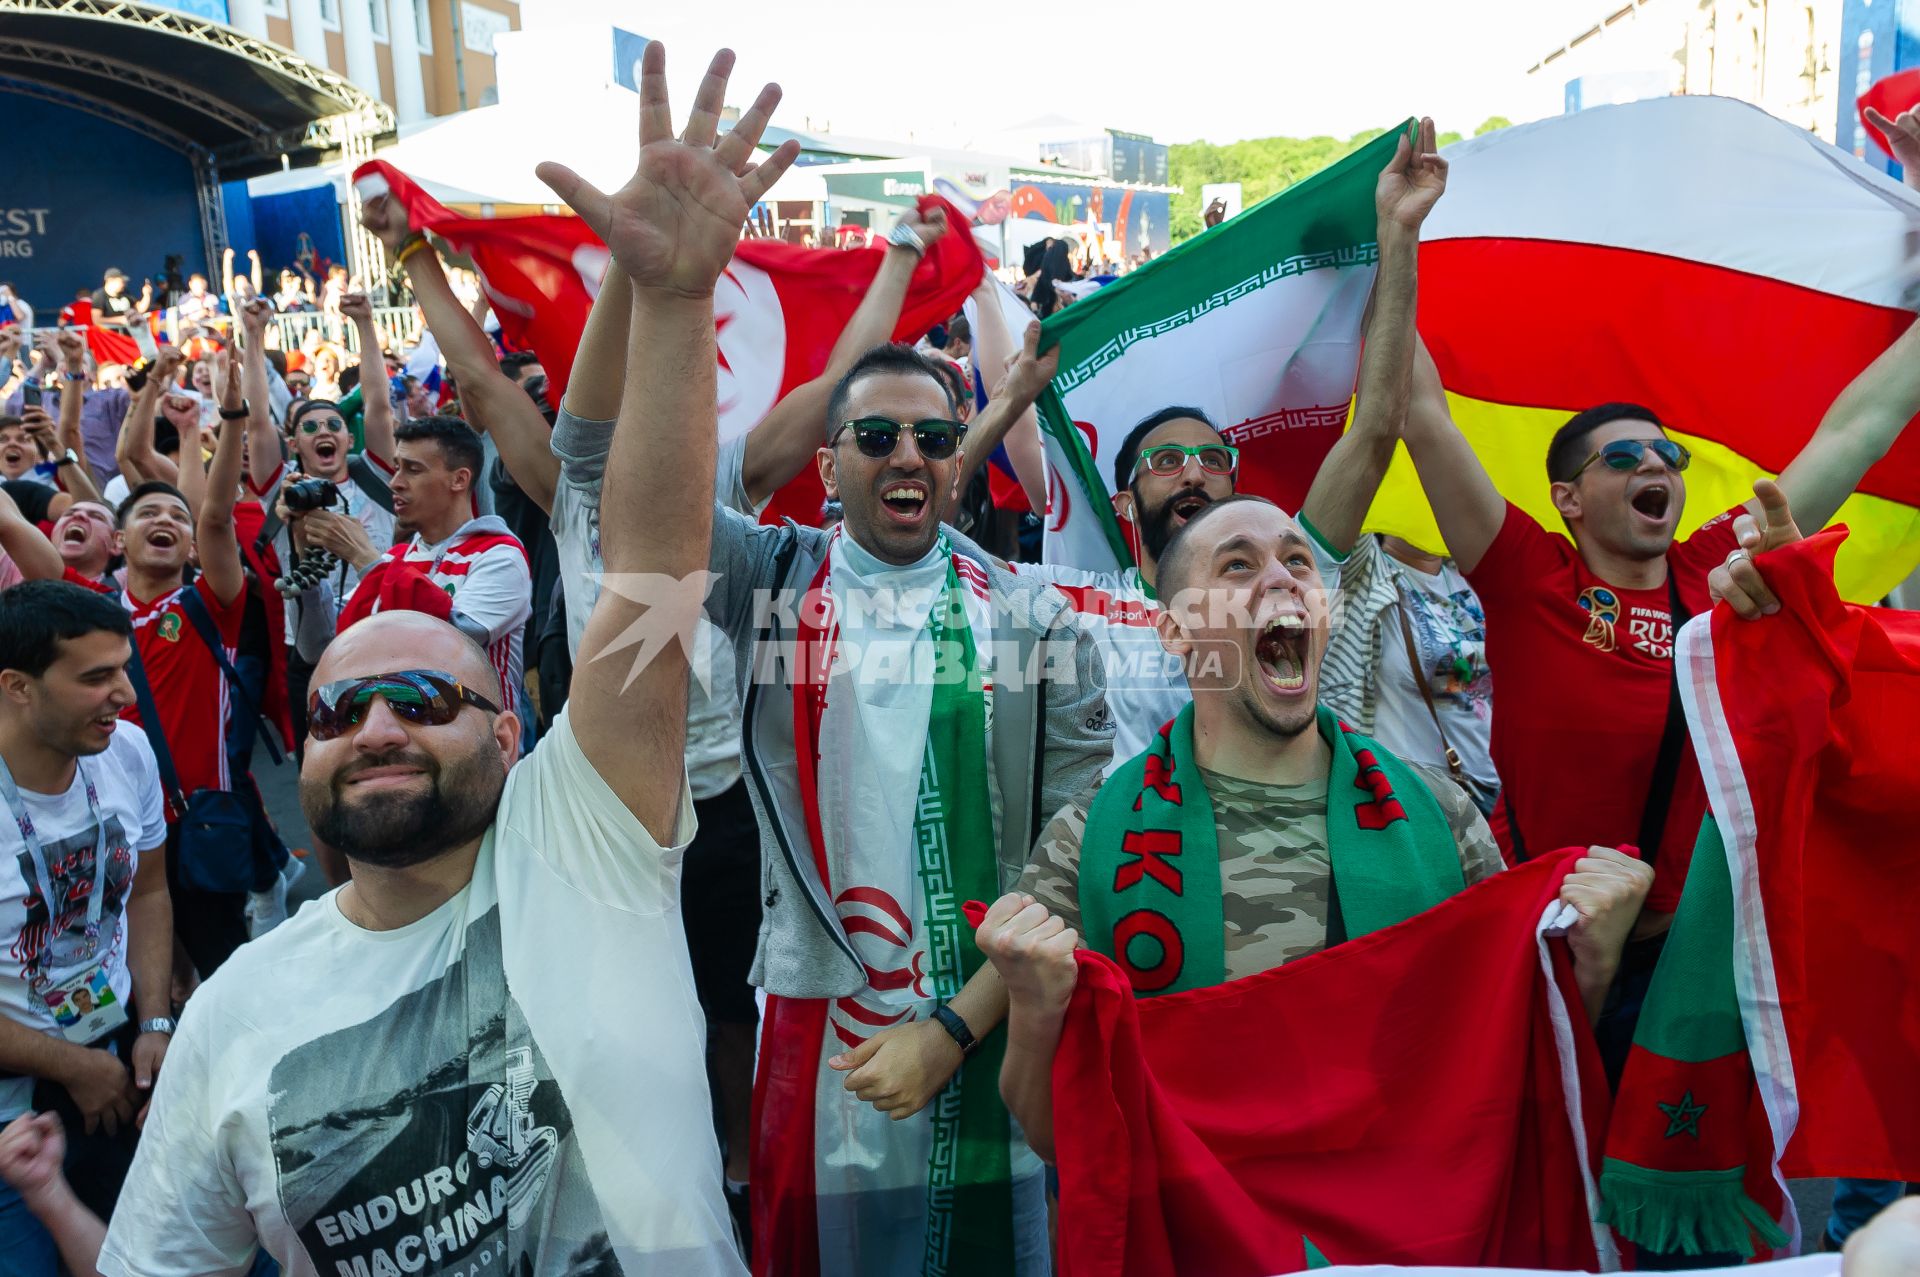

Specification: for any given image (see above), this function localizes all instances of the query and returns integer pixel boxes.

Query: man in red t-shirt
[112,361,253,983]
[1403,321,1920,1068]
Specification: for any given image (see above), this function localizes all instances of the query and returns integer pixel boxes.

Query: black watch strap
[218,400,251,420]
[930,1004,979,1058]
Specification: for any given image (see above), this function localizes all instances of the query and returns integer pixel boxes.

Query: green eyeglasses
[832,417,967,461]
[1568,438,1691,480]
[1135,442,1239,477]
[307,669,500,741]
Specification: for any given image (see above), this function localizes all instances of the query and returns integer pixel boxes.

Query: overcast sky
[522,0,1596,147]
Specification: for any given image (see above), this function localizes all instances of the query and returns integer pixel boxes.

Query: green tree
[1474,115,1513,136]
[1168,122,1471,241]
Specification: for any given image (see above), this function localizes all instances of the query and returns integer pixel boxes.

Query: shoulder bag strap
[1390,585,1467,785]
[347,453,395,515]
[1633,572,1692,872]
[124,642,186,816]
[176,587,285,767]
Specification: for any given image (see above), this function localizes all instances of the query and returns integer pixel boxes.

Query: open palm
[538,44,800,299]
[1376,116,1448,231]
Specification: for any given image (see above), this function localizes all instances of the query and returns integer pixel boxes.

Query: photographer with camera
[238,296,396,755]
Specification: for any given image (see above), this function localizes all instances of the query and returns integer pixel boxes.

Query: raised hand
[1710,478,1803,619]
[55,327,86,370]
[338,290,373,321]
[240,297,273,341]
[996,321,1061,410]
[152,344,186,384]
[1377,116,1449,232]
[536,44,801,299]
[359,190,414,253]
[1865,105,1920,188]
[897,204,948,253]
[975,892,1080,1013]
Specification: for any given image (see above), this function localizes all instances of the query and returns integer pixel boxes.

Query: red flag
[1051,848,1612,1277]
[1857,68,1920,160]
[352,160,985,524]
[1679,529,1920,1188]
[86,326,141,368]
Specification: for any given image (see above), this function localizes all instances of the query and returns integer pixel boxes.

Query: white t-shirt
[1368,557,1498,803]
[0,727,166,1121]
[98,710,743,1277]
[551,410,759,799]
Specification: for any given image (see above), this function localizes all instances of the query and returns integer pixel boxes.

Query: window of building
[318,0,340,30]
[413,0,433,53]
[263,0,288,15]
[370,0,388,41]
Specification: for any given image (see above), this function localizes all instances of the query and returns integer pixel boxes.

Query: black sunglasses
[831,416,967,461]
[308,669,500,742]
[1568,438,1691,480]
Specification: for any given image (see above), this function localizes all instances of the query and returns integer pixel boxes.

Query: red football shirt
[119,575,246,819]
[1468,502,1740,914]
[61,566,115,595]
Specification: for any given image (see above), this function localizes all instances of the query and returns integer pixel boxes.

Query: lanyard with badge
[0,755,128,1044]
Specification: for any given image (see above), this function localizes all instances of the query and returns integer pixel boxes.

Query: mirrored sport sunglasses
[831,416,967,461]
[307,670,500,742]
[1135,442,1239,477]
[1570,437,1691,479]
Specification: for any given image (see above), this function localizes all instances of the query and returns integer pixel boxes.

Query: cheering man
[97,42,797,1275]
[977,495,1652,1161]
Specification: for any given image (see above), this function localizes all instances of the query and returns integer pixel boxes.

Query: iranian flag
[352,160,984,525]
[1397,96,1920,603]
[1037,127,1400,568]
[1600,528,1920,1256]
[1050,846,1616,1277]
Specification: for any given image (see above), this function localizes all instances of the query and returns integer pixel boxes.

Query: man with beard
[975,496,1651,1163]
[95,42,796,1276]
[993,122,1451,769]
[1401,274,1920,1073]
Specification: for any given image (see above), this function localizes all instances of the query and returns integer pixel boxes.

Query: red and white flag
[352,160,985,523]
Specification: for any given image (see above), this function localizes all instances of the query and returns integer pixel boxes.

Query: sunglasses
[831,416,967,461]
[299,417,344,434]
[1568,438,1691,480]
[307,669,500,742]
[1135,442,1239,477]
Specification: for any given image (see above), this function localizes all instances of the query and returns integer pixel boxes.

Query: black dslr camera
[283,476,341,513]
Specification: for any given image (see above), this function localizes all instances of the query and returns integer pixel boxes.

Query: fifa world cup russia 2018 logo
[1578,586,1620,653]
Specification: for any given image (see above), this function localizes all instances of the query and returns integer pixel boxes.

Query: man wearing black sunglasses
[696,356,1112,1262]
[1403,299,1920,1073]
[98,43,795,1276]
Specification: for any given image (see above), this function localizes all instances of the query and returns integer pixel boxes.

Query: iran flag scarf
[1078,704,1465,993]
[752,534,1029,1277]
[1599,528,1920,1258]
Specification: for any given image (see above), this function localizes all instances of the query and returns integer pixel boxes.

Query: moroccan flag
[1050,847,1616,1277]
[1035,126,1401,569]
[1600,528,1920,1256]
[1388,95,1920,603]
[352,160,985,525]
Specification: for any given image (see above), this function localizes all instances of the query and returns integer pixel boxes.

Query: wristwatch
[930,1004,979,1058]
[138,1017,176,1036]
[886,220,928,257]
[53,449,77,467]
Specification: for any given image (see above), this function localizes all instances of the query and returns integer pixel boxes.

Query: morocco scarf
[1600,528,1920,1258]
[752,538,1022,1277]
[1051,847,1615,1277]
[1079,704,1465,993]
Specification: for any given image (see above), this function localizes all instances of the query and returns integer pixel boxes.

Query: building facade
[222,0,519,126]
[1527,0,1840,140]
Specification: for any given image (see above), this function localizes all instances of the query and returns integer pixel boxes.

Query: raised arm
[961,278,1049,511]
[51,330,101,494]
[1401,338,1507,572]
[117,349,182,488]
[337,291,395,466]
[0,486,61,580]
[1300,119,1446,554]
[950,320,1057,510]
[1769,313,1920,534]
[538,43,799,838]
[195,351,247,606]
[359,199,558,507]
[238,299,281,493]
[737,206,949,505]
[561,256,634,426]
